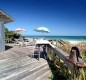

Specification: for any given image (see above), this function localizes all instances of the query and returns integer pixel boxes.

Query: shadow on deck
[5,45,13,50]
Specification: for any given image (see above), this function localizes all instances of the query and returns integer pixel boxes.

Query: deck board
[0,44,51,80]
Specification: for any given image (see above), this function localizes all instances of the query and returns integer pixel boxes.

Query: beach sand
[66,40,86,45]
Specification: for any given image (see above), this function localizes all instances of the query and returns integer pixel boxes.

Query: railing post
[38,45,40,61]
[72,64,77,80]
[45,45,49,59]
[47,45,49,58]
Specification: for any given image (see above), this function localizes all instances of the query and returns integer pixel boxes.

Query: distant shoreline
[25,35,86,41]
[25,36,86,45]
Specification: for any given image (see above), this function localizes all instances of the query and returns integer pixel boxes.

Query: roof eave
[0,10,14,24]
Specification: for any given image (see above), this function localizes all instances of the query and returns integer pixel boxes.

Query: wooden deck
[0,42,85,80]
[0,44,51,80]
[0,44,35,60]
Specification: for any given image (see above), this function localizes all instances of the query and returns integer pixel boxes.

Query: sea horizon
[24,35,86,41]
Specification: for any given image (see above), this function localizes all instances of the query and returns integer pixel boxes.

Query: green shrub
[4,27,24,43]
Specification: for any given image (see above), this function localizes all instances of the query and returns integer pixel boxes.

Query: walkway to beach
[0,42,85,80]
[0,44,51,80]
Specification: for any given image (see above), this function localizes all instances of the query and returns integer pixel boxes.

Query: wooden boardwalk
[0,44,51,80]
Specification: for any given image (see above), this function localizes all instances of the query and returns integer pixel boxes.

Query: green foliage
[4,27,24,43]
[49,49,55,61]
[48,50,70,80]
[48,59,70,80]
[81,50,86,59]
[48,48,86,80]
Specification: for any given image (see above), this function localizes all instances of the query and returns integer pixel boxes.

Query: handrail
[48,43,86,79]
[49,43,85,68]
[36,39,86,79]
[49,44,73,70]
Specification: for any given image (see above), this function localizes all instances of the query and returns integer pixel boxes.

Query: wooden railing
[47,43,86,80]
[36,42,86,80]
[49,44,73,69]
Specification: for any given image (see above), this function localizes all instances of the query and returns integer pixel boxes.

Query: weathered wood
[35,39,86,79]
[50,44,73,70]
[49,44,86,80]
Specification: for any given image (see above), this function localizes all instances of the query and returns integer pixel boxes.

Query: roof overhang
[0,10,14,24]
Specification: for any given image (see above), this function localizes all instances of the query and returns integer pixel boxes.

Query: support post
[72,64,76,80]
[45,45,48,59]
[38,45,40,60]
[47,45,50,59]
[0,19,5,52]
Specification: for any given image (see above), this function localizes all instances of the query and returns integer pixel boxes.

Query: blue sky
[0,0,86,36]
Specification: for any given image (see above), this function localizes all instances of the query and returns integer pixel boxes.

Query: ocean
[25,36,86,41]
